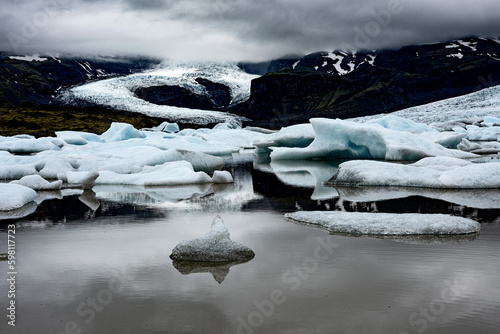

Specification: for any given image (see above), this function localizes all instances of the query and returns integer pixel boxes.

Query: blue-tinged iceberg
[270,118,476,161]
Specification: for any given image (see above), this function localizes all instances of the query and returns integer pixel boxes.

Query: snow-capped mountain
[232,37,500,127]
[0,53,159,106]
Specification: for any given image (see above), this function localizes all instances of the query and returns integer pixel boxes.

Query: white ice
[170,215,255,262]
[0,183,37,211]
[285,211,480,235]
[11,175,62,190]
[331,157,500,188]
[253,123,314,153]
[270,118,475,161]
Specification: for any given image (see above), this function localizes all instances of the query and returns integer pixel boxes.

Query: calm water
[1,155,500,334]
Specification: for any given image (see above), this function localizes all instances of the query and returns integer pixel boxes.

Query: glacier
[57,62,258,125]
[354,85,500,125]
[285,211,481,235]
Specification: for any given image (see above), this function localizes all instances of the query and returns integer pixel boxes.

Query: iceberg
[253,123,315,153]
[94,161,215,186]
[100,122,144,142]
[0,137,63,154]
[0,184,37,211]
[285,211,481,235]
[270,118,475,161]
[11,175,62,190]
[58,170,99,189]
[170,215,255,262]
[330,157,500,188]
[464,125,500,141]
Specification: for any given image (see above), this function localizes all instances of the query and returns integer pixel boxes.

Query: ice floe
[270,118,475,161]
[330,157,500,188]
[285,211,480,235]
[0,183,37,211]
[170,215,255,262]
[0,122,243,189]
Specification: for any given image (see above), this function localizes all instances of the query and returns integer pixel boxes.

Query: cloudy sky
[1,0,500,61]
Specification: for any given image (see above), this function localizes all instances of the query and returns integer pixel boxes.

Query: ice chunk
[58,170,99,189]
[211,170,234,183]
[483,116,500,126]
[100,122,144,142]
[271,118,476,161]
[95,161,213,186]
[0,137,61,153]
[0,183,37,211]
[285,211,480,235]
[253,123,315,153]
[330,157,500,188]
[11,175,62,190]
[465,125,500,141]
[170,216,255,262]
[151,121,180,133]
[365,115,436,133]
[56,131,102,144]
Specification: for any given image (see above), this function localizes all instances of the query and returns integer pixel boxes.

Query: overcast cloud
[1,0,499,61]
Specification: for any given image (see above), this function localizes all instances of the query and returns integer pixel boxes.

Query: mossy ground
[0,106,168,137]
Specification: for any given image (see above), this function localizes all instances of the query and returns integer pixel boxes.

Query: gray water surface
[1,159,500,334]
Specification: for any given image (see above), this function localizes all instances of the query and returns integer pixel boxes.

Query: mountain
[1,37,499,131]
[0,53,160,107]
[232,37,500,127]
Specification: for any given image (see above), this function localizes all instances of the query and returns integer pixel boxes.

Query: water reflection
[172,259,253,283]
[335,186,500,209]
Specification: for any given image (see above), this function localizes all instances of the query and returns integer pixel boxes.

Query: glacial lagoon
[1,155,500,334]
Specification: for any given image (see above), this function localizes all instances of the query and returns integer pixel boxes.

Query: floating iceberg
[0,184,37,211]
[58,170,99,189]
[253,123,315,153]
[285,211,480,235]
[330,157,500,188]
[270,118,475,161]
[11,175,62,190]
[170,216,255,262]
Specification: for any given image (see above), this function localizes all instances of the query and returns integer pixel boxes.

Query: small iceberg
[284,211,480,236]
[170,216,255,262]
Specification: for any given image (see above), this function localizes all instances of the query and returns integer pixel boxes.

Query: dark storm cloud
[1,0,499,61]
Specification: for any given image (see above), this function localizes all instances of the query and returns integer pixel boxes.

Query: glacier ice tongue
[0,183,37,211]
[285,211,480,235]
[270,118,476,161]
[170,215,255,262]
